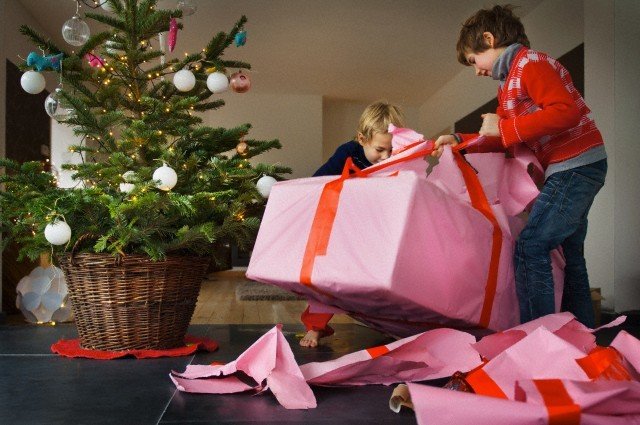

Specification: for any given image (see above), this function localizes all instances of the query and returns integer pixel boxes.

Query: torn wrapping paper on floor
[300,327,481,386]
[407,379,640,425]
[170,324,316,409]
[472,312,627,361]
[404,313,640,424]
[171,324,482,409]
[247,136,566,336]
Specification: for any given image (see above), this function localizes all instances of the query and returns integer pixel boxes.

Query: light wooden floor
[191,268,357,326]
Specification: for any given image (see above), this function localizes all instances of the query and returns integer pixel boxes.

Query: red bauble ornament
[229,71,251,93]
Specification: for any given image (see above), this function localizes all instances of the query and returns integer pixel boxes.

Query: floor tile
[0,355,193,425]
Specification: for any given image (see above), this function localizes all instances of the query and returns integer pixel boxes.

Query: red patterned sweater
[461,46,604,169]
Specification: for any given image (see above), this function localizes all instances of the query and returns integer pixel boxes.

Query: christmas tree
[1,0,290,263]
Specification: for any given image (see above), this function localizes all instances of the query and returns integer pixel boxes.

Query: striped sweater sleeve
[499,60,581,147]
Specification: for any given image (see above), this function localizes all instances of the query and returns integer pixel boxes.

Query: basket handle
[68,233,103,266]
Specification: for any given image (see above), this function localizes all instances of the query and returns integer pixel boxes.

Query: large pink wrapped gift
[247,137,565,335]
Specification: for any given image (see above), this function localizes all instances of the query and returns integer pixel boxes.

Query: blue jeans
[515,159,607,327]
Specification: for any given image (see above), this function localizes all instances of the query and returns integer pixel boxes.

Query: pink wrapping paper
[300,327,481,386]
[472,312,628,360]
[408,379,640,425]
[406,318,640,424]
[611,330,640,378]
[468,326,591,399]
[388,124,424,153]
[170,325,316,409]
[247,138,565,335]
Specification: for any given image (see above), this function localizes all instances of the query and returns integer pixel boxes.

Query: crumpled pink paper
[300,327,481,386]
[171,324,484,408]
[408,378,640,425]
[170,324,316,409]
[388,124,424,153]
[472,312,627,360]
[468,326,591,399]
[610,330,640,379]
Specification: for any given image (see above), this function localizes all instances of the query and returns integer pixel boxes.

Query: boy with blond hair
[300,100,406,347]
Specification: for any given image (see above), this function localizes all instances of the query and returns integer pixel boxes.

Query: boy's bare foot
[299,330,321,347]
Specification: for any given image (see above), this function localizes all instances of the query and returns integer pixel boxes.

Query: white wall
[200,93,323,179]
[584,0,615,309]
[203,91,322,178]
[613,0,640,312]
[51,122,84,188]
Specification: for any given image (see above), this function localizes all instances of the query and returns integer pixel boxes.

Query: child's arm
[433,133,504,157]
[498,60,582,148]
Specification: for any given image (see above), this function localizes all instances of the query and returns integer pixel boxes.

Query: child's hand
[432,134,458,157]
[479,113,500,137]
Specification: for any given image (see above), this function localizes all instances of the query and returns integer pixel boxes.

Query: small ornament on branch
[229,70,251,93]
[256,175,277,198]
[207,71,229,93]
[173,68,195,91]
[234,31,247,47]
[20,70,46,94]
[84,52,104,68]
[44,219,72,245]
[44,87,74,122]
[236,140,248,155]
[62,13,90,46]
[153,163,178,191]
[26,52,64,72]
[168,17,178,52]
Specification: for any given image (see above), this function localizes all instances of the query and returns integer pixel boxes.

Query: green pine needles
[1,0,290,262]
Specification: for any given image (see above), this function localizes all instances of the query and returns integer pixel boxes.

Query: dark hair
[456,4,530,65]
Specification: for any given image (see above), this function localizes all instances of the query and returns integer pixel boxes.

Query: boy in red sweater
[434,5,606,327]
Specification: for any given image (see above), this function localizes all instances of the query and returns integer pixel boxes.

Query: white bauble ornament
[153,163,178,191]
[44,88,74,122]
[256,175,277,198]
[21,71,46,94]
[62,14,90,46]
[206,72,229,93]
[173,69,196,92]
[44,221,72,245]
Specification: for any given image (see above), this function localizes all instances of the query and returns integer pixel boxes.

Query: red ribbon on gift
[299,139,502,329]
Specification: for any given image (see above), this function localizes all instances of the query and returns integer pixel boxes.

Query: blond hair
[356,100,406,141]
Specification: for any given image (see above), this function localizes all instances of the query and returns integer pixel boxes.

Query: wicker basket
[58,253,210,351]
